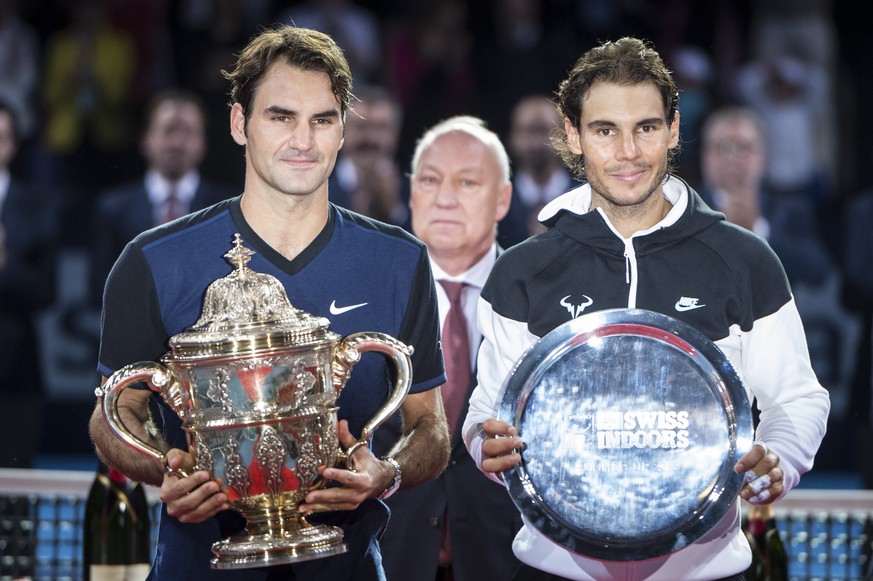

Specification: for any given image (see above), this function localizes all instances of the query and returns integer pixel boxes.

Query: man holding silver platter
[463,37,830,581]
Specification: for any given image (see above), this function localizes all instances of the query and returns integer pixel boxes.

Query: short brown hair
[553,37,680,181]
[222,26,353,125]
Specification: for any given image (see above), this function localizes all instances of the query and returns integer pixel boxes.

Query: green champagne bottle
[82,462,151,581]
[745,503,789,581]
[763,508,789,581]
[743,526,765,581]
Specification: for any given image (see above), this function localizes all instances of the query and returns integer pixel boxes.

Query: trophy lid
[166,234,338,359]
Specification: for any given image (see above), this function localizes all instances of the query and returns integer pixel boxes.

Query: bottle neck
[747,515,767,535]
[746,503,775,535]
[106,467,130,486]
[747,503,775,520]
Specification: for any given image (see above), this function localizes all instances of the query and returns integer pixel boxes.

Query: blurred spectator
[499,94,578,248]
[277,0,383,85]
[0,100,58,467]
[669,45,715,187]
[41,0,138,244]
[744,1,842,254]
[103,0,175,106]
[170,0,261,90]
[751,0,834,58]
[168,0,248,189]
[749,0,838,108]
[471,0,576,139]
[329,85,408,226]
[699,106,858,457]
[737,50,831,207]
[699,106,832,286]
[842,187,873,489]
[91,89,236,305]
[386,0,478,164]
[0,0,40,144]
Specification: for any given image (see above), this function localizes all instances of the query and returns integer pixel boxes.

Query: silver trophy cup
[99,234,413,569]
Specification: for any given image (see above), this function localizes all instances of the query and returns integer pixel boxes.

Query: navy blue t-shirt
[98,197,445,579]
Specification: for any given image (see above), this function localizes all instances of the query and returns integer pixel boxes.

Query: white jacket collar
[537,174,688,231]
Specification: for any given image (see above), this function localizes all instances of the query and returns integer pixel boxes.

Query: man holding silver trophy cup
[464,37,830,581]
[88,25,451,580]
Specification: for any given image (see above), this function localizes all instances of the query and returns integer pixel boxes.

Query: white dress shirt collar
[515,169,573,208]
[145,170,201,207]
[430,242,498,291]
[334,156,359,193]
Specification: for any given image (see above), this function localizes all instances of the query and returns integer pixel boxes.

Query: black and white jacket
[463,175,830,581]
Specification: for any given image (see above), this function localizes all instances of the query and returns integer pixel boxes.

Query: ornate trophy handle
[98,361,181,468]
[332,332,414,471]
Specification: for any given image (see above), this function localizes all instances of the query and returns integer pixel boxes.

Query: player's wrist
[378,456,402,500]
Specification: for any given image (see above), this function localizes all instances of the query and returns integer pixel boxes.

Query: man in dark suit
[91,89,236,303]
[373,116,522,580]
[0,100,58,467]
[327,84,409,227]
[499,94,579,249]
[697,106,833,288]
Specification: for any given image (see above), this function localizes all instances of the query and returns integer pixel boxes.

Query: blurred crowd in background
[1,0,872,484]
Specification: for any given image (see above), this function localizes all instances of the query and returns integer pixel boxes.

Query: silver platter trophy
[497,308,753,561]
[99,234,413,569]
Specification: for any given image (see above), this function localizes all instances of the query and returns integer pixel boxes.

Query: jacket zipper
[595,207,640,308]
[623,237,638,308]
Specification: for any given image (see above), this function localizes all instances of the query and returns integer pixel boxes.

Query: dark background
[3,0,865,483]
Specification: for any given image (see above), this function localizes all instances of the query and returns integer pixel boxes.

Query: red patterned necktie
[438,280,471,434]
[160,184,183,225]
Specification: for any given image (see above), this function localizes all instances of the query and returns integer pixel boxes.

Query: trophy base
[210,524,348,569]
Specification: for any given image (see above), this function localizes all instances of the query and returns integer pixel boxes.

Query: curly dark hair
[552,37,680,181]
[222,25,354,127]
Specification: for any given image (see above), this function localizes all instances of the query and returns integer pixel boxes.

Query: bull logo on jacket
[560,294,594,318]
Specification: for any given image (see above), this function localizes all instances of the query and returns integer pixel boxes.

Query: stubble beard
[589,161,669,218]
[263,156,330,200]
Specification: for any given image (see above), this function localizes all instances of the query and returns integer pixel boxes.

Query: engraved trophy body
[99,234,413,569]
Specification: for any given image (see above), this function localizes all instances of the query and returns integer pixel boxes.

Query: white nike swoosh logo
[674,302,705,312]
[330,300,368,315]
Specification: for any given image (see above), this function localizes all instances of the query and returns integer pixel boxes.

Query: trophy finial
[225,233,255,271]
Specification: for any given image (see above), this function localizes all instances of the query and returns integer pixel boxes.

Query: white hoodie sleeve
[718,297,830,498]
[463,296,540,485]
